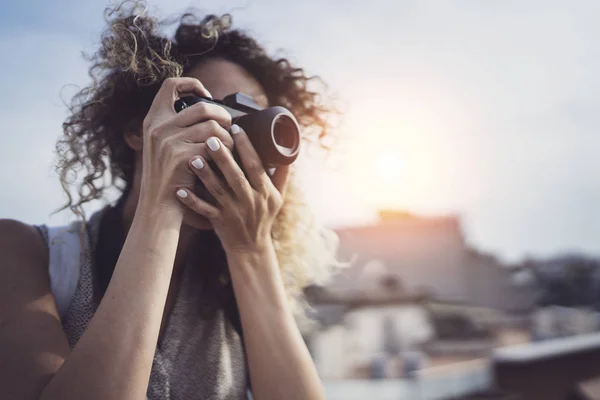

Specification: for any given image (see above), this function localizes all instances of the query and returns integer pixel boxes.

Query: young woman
[0,3,340,399]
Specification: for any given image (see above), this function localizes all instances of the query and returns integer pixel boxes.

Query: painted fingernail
[176,189,188,199]
[191,157,204,169]
[230,124,241,135]
[207,137,220,151]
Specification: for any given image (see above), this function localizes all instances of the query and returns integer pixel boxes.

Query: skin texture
[0,59,325,400]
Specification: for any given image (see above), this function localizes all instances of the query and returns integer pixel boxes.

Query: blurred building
[309,212,600,397]
[330,210,536,311]
[306,211,539,380]
[464,249,537,313]
[306,281,433,379]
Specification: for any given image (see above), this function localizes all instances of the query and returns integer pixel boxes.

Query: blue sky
[1,0,599,262]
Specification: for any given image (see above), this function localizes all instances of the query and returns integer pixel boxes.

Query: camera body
[174,93,301,166]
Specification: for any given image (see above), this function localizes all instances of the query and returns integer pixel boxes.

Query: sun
[374,152,405,182]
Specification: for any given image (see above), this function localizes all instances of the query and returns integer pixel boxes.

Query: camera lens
[272,115,299,155]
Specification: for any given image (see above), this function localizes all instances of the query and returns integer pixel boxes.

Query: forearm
[40,207,182,400]
[227,242,325,400]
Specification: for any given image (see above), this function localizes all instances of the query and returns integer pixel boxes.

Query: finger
[186,154,232,207]
[175,120,234,150]
[149,77,211,119]
[176,188,221,220]
[229,124,271,192]
[173,100,232,130]
[270,165,290,195]
[163,77,211,106]
[201,138,253,201]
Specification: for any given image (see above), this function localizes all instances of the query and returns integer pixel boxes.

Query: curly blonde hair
[57,1,342,323]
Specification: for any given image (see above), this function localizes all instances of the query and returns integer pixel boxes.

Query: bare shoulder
[0,219,69,399]
[0,218,52,322]
[0,218,48,282]
[0,218,47,247]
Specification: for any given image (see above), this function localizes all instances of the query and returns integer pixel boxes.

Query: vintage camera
[174,93,300,166]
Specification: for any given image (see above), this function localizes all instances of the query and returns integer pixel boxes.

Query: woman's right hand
[137,77,233,217]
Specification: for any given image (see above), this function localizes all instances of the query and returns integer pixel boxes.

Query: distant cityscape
[303,210,600,398]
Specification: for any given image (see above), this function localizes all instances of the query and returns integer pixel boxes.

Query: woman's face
[180,58,269,230]
[187,58,269,109]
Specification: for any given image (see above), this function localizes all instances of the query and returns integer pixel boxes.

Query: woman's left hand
[175,124,289,255]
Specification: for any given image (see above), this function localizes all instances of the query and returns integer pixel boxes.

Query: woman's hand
[137,77,234,217]
[175,125,328,400]
[175,124,290,254]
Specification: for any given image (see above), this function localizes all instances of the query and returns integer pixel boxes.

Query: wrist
[226,239,288,308]
[132,204,184,237]
[225,238,276,268]
[121,202,183,275]
[135,196,185,228]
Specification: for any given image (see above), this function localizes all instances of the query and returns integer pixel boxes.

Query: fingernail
[230,124,241,135]
[207,137,220,151]
[191,158,204,169]
[176,189,188,199]
[268,167,276,176]
[205,90,213,99]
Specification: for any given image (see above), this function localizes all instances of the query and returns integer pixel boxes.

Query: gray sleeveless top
[36,209,250,400]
